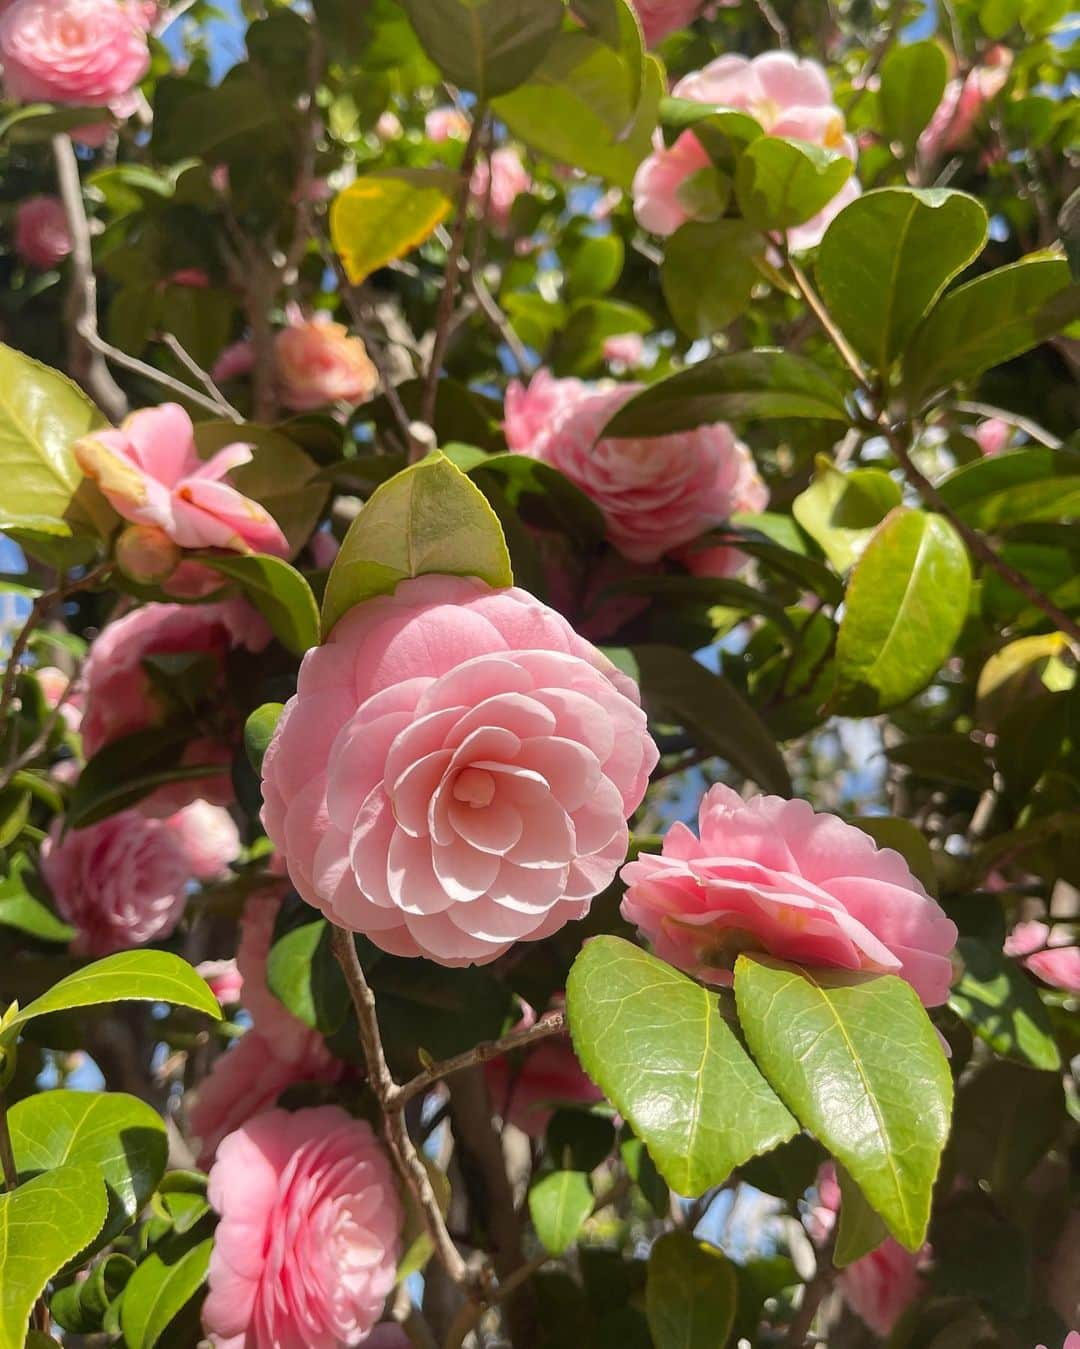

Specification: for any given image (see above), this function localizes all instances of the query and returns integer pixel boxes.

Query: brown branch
[786,1232,838,1346]
[159,334,243,422]
[283,27,325,281]
[72,327,238,419]
[470,272,535,377]
[397,1010,566,1109]
[786,256,870,391]
[752,0,790,47]
[51,134,128,422]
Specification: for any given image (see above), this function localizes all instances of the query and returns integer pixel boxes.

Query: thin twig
[470,272,535,376]
[51,134,128,422]
[397,1011,566,1109]
[73,329,237,419]
[952,400,1062,449]
[160,334,243,422]
[785,1233,838,1346]
[786,256,869,391]
[752,0,790,47]
[283,27,325,280]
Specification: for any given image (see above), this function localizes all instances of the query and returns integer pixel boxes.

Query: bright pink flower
[210,340,255,385]
[275,314,377,412]
[203,1107,403,1349]
[505,370,767,564]
[0,0,149,105]
[620,785,958,1006]
[261,575,658,966]
[919,48,1013,160]
[14,195,71,270]
[471,146,532,231]
[602,332,645,367]
[40,809,191,955]
[426,105,469,142]
[75,404,289,557]
[1005,920,1080,994]
[629,0,701,45]
[165,799,240,881]
[196,959,243,1007]
[632,51,859,250]
[485,1001,603,1137]
[973,417,1011,456]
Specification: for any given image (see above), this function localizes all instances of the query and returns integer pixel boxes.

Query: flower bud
[115,523,181,584]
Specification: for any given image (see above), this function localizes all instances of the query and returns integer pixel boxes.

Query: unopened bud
[115,523,181,585]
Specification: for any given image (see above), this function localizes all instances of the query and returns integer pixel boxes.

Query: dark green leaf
[529,1171,594,1255]
[950,1059,1065,1196]
[662,221,763,339]
[552,298,653,376]
[51,1253,134,1333]
[119,1231,212,1349]
[879,44,950,157]
[734,137,852,231]
[402,0,563,99]
[469,453,606,546]
[645,1231,737,1349]
[884,734,994,791]
[936,445,1080,531]
[65,726,210,828]
[949,936,1062,1071]
[201,554,319,656]
[849,817,938,896]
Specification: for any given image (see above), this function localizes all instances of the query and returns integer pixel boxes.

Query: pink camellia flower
[74,404,289,558]
[471,146,532,231]
[632,51,860,251]
[13,195,71,270]
[629,0,701,46]
[0,0,149,105]
[274,314,378,412]
[261,575,658,966]
[426,105,469,142]
[210,339,256,386]
[973,417,1012,457]
[196,959,243,1007]
[165,799,240,881]
[40,809,192,955]
[35,665,83,732]
[1037,1335,1080,1349]
[505,369,767,565]
[620,784,958,1006]
[919,47,1013,161]
[1005,920,1080,995]
[603,332,645,368]
[486,1001,603,1137]
[203,1106,403,1349]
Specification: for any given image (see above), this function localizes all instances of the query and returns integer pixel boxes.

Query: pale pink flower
[374,110,402,140]
[261,575,658,966]
[1037,1333,1080,1349]
[196,959,243,1007]
[309,529,340,571]
[275,314,377,412]
[620,785,958,1006]
[603,332,645,367]
[485,1001,602,1137]
[35,665,82,732]
[505,370,767,564]
[1005,920,1080,995]
[919,47,1013,161]
[13,195,70,270]
[632,51,859,250]
[74,404,289,557]
[629,0,701,45]
[210,340,255,385]
[0,0,149,105]
[471,146,532,230]
[973,417,1011,456]
[426,106,469,142]
[165,799,240,881]
[203,1106,402,1349]
[40,810,192,955]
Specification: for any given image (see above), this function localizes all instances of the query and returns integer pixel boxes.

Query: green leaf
[201,554,319,656]
[903,254,1080,406]
[265,914,351,1035]
[606,574,795,635]
[566,937,797,1196]
[552,298,654,376]
[8,951,221,1032]
[633,645,792,793]
[645,1232,737,1349]
[0,1165,109,1349]
[662,220,764,339]
[816,188,988,374]
[528,1171,594,1255]
[834,509,971,714]
[9,1091,167,1254]
[401,0,562,99]
[119,1232,212,1349]
[244,702,284,775]
[330,168,458,285]
[50,1253,134,1333]
[734,137,852,232]
[0,343,113,539]
[884,733,994,792]
[65,726,211,828]
[658,96,763,154]
[570,0,645,104]
[834,1165,889,1267]
[935,445,1080,531]
[792,459,902,572]
[0,858,74,943]
[321,452,512,637]
[734,956,951,1251]
[468,453,606,546]
[879,43,949,157]
[565,233,626,300]
[602,352,850,437]
[951,1059,1065,1197]
[949,936,1062,1071]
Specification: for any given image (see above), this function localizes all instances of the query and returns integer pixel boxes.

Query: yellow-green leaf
[331,169,458,284]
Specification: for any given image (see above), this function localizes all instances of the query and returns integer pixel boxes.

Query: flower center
[452,766,496,807]
[58,15,87,44]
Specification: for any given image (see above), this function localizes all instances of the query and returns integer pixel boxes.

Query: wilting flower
[75,404,289,557]
[505,369,767,566]
[13,195,71,270]
[620,784,958,1006]
[275,314,378,412]
[261,575,658,966]
[470,146,532,231]
[1005,920,1080,995]
[203,1107,403,1348]
[0,0,149,105]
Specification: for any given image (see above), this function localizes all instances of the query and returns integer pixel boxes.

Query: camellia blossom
[505,369,767,565]
[620,784,958,1006]
[203,1106,403,1348]
[629,0,702,46]
[261,575,658,966]
[164,800,240,881]
[196,959,243,1007]
[74,404,289,557]
[13,195,71,270]
[602,332,645,367]
[632,51,860,251]
[470,146,532,230]
[35,665,83,732]
[1005,920,1080,995]
[41,809,192,955]
[973,417,1012,457]
[0,0,149,105]
[275,313,378,412]
[426,105,470,142]
[918,47,1013,161]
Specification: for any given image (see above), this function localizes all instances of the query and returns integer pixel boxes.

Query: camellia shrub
[0,0,1078,1346]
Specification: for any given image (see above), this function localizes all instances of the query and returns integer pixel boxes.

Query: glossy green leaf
[468,452,606,546]
[936,445,1080,531]
[879,43,949,157]
[321,452,512,636]
[64,726,213,828]
[834,1165,889,1267]
[0,857,74,943]
[201,554,319,655]
[265,914,351,1035]
[734,957,952,1250]
[662,220,763,339]
[529,1171,594,1255]
[50,1253,134,1333]
[834,509,971,714]
[244,702,284,774]
[645,1231,737,1349]
[658,96,763,153]
[603,352,850,437]
[401,0,562,99]
[9,1091,167,1253]
[607,573,795,635]
[735,136,852,231]
[792,459,902,572]
[330,169,457,284]
[8,950,221,1032]
[0,1165,109,1349]
[903,254,1080,405]
[816,188,988,373]
[0,343,112,539]
[949,936,1062,1071]
[119,1232,212,1349]
[566,938,797,1196]
[633,644,792,793]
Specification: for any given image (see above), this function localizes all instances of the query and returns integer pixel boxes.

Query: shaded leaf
[402,0,563,99]
[645,1231,736,1349]
[201,554,319,656]
[119,1230,212,1349]
[792,459,902,572]
[879,43,950,157]
[662,220,763,339]
[734,136,852,231]
[949,937,1062,1071]
[529,1171,594,1255]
